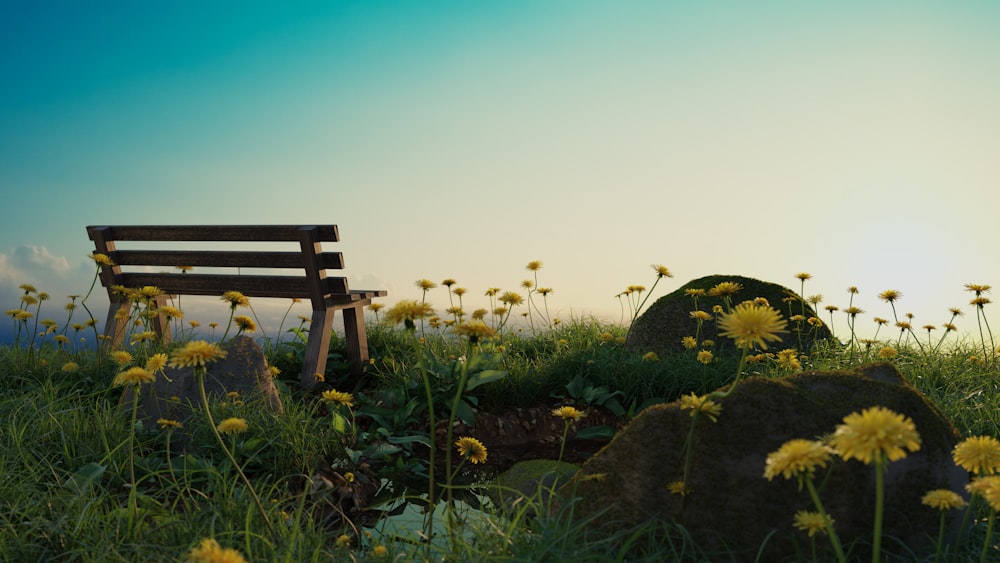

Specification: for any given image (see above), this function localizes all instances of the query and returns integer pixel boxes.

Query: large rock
[121,336,283,434]
[626,274,832,355]
[569,363,966,561]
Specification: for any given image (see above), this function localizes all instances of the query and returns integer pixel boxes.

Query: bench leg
[300,308,334,389]
[152,293,172,345]
[341,304,370,377]
[102,299,132,351]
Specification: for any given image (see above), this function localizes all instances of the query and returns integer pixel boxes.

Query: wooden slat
[109,250,344,269]
[115,273,349,298]
[88,225,340,242]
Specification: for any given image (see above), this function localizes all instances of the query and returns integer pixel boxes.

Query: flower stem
[557,420,571,463]
[443,339,474,549]
[979,509,996,563]
[195,368,272,532]
[805,477,847,563]
[873,455,885,563]
[412,328,436,552]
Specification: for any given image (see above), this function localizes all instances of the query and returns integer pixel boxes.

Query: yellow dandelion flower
[667,480,689,496]
[136,286,162,299]
[764,439,835,480]
[795,272,812,281]
[268,365,281,377]
[776,349,801,370]
[967,476,1000,512]
[526,260,543,271]
[953,435,1000,475]
[793,510,830,537]
[89,253,115,266]
[233,315,256,333]
[921,489,967,511]
[679,393,723,423]
[145,353,168,372]
[499,291,524,306]
[471,308,488,320]
[599,331,614,343]
[455,436,488,464]
[415,279,438,290]
[157,418,183,430]
[335,534,352,548]
[217,417,249,435]
[61,362,79,372]
[696,350,713,365]
[168,340,227,369]
[878,347,898,360]
[552,406,586,422]
[384,300,435,326]
[642,351,659,361]
[707,281,742,297]
[452,320,497,343]
[221,291,250,308]
[971,296,992,308]
[186,538,247,563]
[111,350,132,366]
[681,336,697,349]
[321,389,354,407]
[830,407,921,465]
[368,302,385,312]
[372,545,388,557]
[652,264,672,278]
[965,284,991,295]
[689,310,712,321]
[158,305,183,319]
[130,330,157,345]
[113,366,155,386]
[685,288,706,297]
[878,289,902,303]
[718,302,788,350]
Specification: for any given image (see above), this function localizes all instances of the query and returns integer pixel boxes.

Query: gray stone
[121,336,282,434]
[568,363,967,561]
[626,274,833,355]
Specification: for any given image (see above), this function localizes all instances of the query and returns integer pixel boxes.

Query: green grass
[3,312,1000,561]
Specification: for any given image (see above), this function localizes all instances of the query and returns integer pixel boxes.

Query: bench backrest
[87,225,350,310]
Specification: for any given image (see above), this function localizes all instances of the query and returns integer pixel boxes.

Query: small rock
[121,336,282,440]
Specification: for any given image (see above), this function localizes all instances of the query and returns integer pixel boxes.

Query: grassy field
[4,272,1000,561]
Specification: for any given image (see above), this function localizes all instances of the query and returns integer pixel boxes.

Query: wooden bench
[86,225,386,387]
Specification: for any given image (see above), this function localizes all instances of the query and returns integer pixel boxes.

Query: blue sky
[3,1,1000,344]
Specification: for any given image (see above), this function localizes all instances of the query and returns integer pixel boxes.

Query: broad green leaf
[63,462,105,496]
[575,425,617,440]
[465,369,507,391]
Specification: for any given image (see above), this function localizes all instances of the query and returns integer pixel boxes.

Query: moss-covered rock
[487,459,579,514]
[625,274,832,355]
[568,363,966,561]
